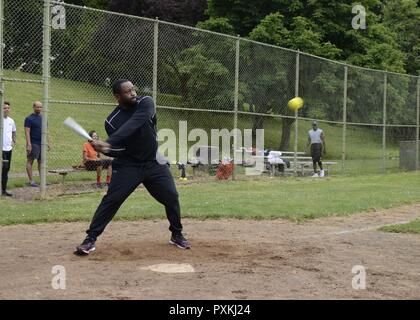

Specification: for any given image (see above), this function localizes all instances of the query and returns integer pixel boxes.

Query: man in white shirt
[2,102,16,196]
[307,120,326,177]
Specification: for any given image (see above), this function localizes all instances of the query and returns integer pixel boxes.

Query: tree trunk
[252,115,264,140]
[279,117,295,150]
[179,74,189,105]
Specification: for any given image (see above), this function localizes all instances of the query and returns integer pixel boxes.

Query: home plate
[140,263,195,273]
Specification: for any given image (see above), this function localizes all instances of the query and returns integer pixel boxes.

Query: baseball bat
[63,117,92,141]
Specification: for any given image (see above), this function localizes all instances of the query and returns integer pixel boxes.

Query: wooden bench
[48,167,87,184]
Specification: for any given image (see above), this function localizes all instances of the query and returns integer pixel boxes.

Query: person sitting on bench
[83,131,112,187]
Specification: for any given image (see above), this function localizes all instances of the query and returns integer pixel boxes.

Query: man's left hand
[91,140,111,154]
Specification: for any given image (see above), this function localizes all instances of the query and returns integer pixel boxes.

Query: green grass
[1,171,420,226]
[379,219,420,234]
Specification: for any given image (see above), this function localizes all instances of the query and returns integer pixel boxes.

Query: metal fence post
[152,17,158,103]
[232,36,240,180]
[294,51,300,175]
[41,0,52,198]
[0,0,4,191]
[382,71,387,173]
[342,65,348,174]
[416,76,420,170]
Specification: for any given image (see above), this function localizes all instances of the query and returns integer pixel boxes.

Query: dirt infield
[1,204,420,299]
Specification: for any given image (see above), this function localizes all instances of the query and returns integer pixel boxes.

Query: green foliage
[65,0,110,9]
[239,41,291,114]
[299,58,344,122]
[206,0,310,36]
[4,0,43,74]
[346,68,384,124]
[205,0,415,75]
[346,24,406,73]
[247,13,342,58]
[172,44,232,108]
[288,17,342,58]
[246,12,342,146]
[196,17,236,35]
[50,7,155,91]
[248,12,289,46]
[383,0,420,75]
[84,0,110,9]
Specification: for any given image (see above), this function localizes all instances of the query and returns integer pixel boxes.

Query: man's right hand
[26,144,32,154]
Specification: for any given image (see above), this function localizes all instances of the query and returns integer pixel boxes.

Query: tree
[246,13,292,144]
[205,0,291,36]
[285,17,342,58]
[108,0,207,26]
[107,0,144,14]
[4,0,43,73]
[383,0,420,75]
[196,17,236,35]
[50,4,155,94]
[66,0,110,9]
[345,23,406,73]
[247,13,343,149]
[204,0,412,74]
[158,17,237,110]
[168,44,232,108]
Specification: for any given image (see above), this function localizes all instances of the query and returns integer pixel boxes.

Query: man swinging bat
[75,79,191,255]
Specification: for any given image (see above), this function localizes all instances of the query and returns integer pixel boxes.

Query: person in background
[2,102,16,196]
[306,120,326,177]
[83,130,112,188]
[24,101,51,187]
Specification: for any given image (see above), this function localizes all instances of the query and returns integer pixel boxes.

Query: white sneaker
[312,172,319,177]
[319,170,325,177]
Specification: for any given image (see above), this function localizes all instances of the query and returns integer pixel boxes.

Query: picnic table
[234,149,338,176]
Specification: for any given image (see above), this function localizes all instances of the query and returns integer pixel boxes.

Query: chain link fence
[0,0,419,197]
[0,0,44,187]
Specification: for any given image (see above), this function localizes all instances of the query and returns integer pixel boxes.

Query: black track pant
[2,150,12,192]
[86,161,183,241]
